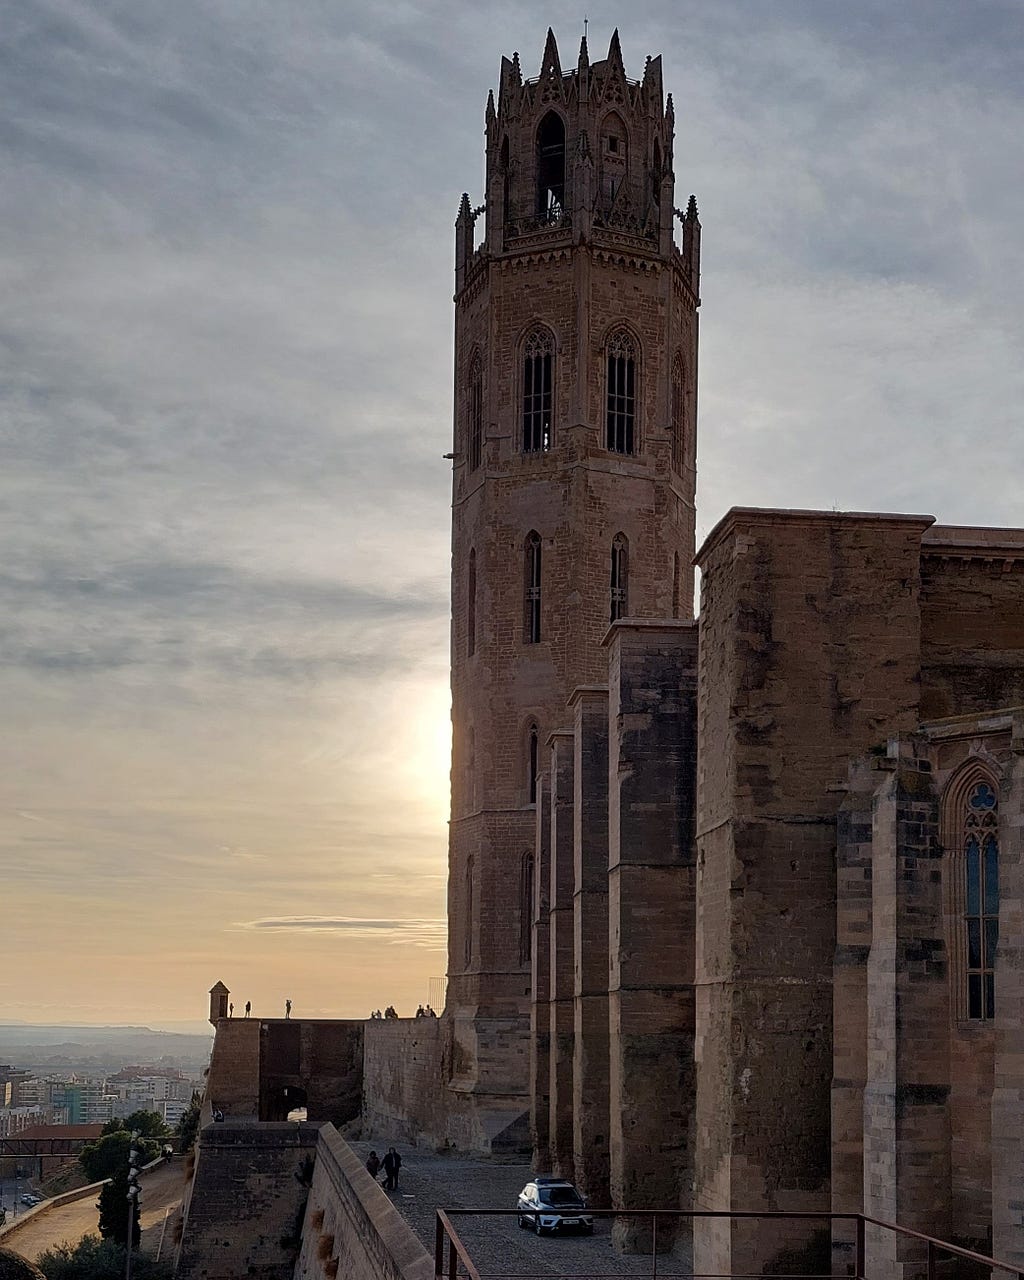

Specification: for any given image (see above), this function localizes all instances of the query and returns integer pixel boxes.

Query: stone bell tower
[445,27,700,1150]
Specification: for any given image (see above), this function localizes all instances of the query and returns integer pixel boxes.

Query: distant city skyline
[3,1,1023,1024]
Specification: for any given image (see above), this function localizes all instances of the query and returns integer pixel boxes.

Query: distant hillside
[0,1023,213,1074]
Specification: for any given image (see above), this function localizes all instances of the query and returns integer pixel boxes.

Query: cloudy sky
[2,1,1022,1029]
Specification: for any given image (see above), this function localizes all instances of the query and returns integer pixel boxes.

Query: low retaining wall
[0,1177,107,1245]
[294,1126,431,1280]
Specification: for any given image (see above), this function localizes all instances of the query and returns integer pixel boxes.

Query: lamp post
[125,1131,141,1280]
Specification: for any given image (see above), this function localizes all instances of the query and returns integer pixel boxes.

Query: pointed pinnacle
[686,194,698,220]
[608,28,623,66]
[578,33,589,67]
[457,192,472,222]
[541,26,561,77]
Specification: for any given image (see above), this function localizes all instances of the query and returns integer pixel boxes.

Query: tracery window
[467,549,477,657]
[464,855,476,969]
[522,329,554,453]
[519,852,535,965]
[468,353,483,472]
[527,723,539,805]
[671,353,685,474]
[524,532,542,644]
[610,534,628,622]
[963,780,999,1020]
[606,331,637,454]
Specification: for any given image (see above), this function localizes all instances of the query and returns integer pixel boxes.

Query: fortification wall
[295,1126,432,1280]
[176,1121,318,1280]
[361,1019,447,1148]
[205,1018,261,1120]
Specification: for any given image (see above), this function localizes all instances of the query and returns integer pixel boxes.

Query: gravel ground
[349,1141,693,1277]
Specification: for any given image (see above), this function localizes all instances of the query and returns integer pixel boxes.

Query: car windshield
[539,1187,584,1207]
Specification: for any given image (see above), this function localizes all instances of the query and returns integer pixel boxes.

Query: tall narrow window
[464,856,475,969]
[672,552,681,619]
[524,532,542,644]
[610,534,628,622]
[519,852,535,964]
[468,353,483,472]
[536,112,565,220]
[606,331,637,454]
[467,549,477,657]
[522,329,554,453]
[964,780,999,1020]
[528,723,539,804]
[671,353,685,473]
[500,135,511,225]
[652,138,662,207]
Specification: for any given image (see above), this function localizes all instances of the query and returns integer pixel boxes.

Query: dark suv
[516,1177,594,1234]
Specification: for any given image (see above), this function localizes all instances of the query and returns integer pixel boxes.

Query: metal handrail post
[926,1237,936,1280]
[434,1214,444,1278]
[447,1234,456,1280]
[856,1215,866,1280]
[652,1212,658,1279]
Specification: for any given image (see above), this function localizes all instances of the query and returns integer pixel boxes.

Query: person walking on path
[365,1150,381,1180]
[382,1147,402,1191]
[244,1000,251,1018]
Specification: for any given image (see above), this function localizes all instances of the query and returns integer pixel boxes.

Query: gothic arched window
[464,855,476,969]
[610,534,628,622]
[652,137,663,207]
[500,135,511,225]
[524,532,542,644]
[467,548,477,657]
[606,330,637,454]
[536,112,565,220]
[527,722,539,805]
[522,329,554,453]
[519,852,535,965]
[962,779,999,1020]
[671,353,685,474]
[468,352,483,472]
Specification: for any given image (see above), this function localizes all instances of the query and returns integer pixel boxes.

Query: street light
[125,1132,142,1280]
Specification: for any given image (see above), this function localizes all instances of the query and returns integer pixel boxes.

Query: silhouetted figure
[229,1002,234,1018]
[244,1000,251,1018]
[384,1005,398,1019]
[285,998,292,1019]
[415,1004,425,1018]
[382,1147,402,1191]
[365,1150,381,1180]
[425,1005,437,1017]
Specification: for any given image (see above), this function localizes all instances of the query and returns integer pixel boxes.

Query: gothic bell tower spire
[444,29,700,1151]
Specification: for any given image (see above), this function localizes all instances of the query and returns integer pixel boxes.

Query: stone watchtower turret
[445,28,700,1148]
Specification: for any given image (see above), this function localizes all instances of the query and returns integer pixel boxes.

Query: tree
[79,1129,160,1247]
[37,1235,172,1280]
[175,1091,202,1153]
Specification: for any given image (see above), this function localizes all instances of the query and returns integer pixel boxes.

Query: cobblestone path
[350,1141,693,1277]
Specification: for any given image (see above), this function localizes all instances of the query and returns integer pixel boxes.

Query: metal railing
[433,1208,1024,1280]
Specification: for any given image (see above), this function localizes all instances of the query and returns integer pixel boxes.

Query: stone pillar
[607,620,698,1251]
[548,729,576,1176]
[693,509,928,1279]
[863,741,950,1280]
[571,685,611,1205]
[831,760,878,1273]
[530,773,553,1170]
[991,715,1024,1268]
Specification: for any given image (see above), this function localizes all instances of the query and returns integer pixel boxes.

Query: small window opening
[528,724,539,804]
[468,354,483,472]
[606,331,637,454]
[524,532,542,644]
[610,535,629,622]
[536,112,566,220]
[671,354,685,474]
[523,329,554,453]
[608,135,619,154]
